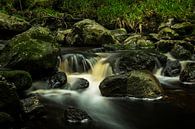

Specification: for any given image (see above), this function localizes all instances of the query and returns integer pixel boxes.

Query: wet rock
[127,70,163,98]
[108,50,156,74]
[0,27,60,78]
[21,95,46,120]
[71,78,89,91]
[170,44,192,60]
[99,70,163,98]
[48,72,67,89]
[171,22,194,35]
[63,106,93,126]
[0,70,32,92]
[0,75,22,119]
[0,112,14,129]
[56,29,72,45]
[99,74,127,97]
[180,62,195,85]
[156,40,194,54]
[162,60,181,77]
[65,19,118,46]
[123,34,155,49]
[0,12,30,40]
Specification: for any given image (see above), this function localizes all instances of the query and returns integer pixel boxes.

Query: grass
[0,0,194,30]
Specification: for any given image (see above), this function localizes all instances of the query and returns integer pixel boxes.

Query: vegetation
[0,0,194,30]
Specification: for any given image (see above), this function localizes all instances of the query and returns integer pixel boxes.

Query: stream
[28,49,195,129]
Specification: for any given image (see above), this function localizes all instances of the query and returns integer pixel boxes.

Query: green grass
[1,0,194,29]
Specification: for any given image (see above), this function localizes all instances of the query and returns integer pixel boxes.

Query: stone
[0,75,22,119]
[0,27,60,78]
[110,28,128,42]
[180,62,195,85]
[158,27,179,40]
[170,44,192,60]
[70,78,89,91]
[48,72,67,89]
[99,70,163,98]
[65,19,118,46]
[171,22,194,35]
[162,60,181,77]
[0,12,30,40]
[0,70,32,91]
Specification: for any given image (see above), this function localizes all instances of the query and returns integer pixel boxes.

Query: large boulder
[99,70,163,98]
[0,70,32,92]
[48,72,67,89]
[0,27,60,78]
[65,19,118,46]
[107,50,156,74]
[0,13,30,40]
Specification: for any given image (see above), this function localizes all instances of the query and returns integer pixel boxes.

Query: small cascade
[58,53,98,74]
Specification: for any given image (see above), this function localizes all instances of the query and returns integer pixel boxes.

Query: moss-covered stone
[99,70,163,98]
[127,70,163,98]
[170,44,192,60]
[171,22,194,35]
[65,19,118,46]
[0,12,30,39]
[0,70,32,91]
[0,27,60,78]
[123,34,155,49]
[158,27,179,40]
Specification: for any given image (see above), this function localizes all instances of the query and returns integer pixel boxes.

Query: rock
[156,40,194,54]
[158,27,179,40]
[56,29,72,45]
[180,62,195,85]
[99,74,127,97]
[64,106,92,125]
[0,27,60,78]
[65,19,118,46]
[48,72,67,89]
[108,50,156,74]
[171,22,194,35]
[0,75,22,119]
[162,60,181,77]
[0,70,32,92]
[123,34,155,49]
[110,28,128,42]
[170,44,192,60]
[0,12,30,40]
[0,40,8,51]
[71,78,89,91]
[21,95,46,120]
[99,70,163,98]
[127,70,163,98]
[0,112,14,129]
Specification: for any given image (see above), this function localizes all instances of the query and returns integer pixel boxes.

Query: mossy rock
[158,27,179,40]
[124,34,155,49]
[0,27,60,78]
[127,70,163,98]
[0,12,30,40]
[99,70,163,98]
[0,70,32,91]
[171,22,194,35]
[170,44,192,60]
[65,19,118,46]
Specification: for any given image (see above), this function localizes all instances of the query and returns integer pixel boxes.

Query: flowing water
[29,51,195,129]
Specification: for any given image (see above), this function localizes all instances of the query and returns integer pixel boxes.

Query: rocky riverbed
[0,8,195,129]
